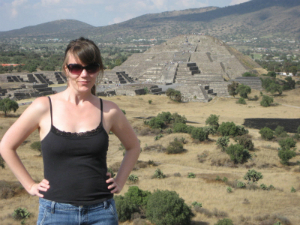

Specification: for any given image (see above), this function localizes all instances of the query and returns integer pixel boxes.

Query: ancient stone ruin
[102,35,262,102]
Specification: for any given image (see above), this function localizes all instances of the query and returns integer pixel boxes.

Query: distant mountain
[0,0,299,41]
[0,19,94,38]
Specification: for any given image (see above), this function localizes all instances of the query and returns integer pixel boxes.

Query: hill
[0,0,299,41]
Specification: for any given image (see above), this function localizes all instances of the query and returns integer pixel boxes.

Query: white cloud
[11,0,27,18]
[41,0,61,6]
[229,0,251,6]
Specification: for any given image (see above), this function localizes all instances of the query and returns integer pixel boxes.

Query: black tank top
[40,97,113,205]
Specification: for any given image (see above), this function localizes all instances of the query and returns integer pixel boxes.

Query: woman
[0,37,140,224]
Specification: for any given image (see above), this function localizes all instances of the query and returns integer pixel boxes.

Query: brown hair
[62,37,104,95]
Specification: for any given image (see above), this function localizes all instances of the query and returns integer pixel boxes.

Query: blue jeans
[37,198,118,225]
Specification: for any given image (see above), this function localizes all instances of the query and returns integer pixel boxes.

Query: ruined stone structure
[103,35,260,102]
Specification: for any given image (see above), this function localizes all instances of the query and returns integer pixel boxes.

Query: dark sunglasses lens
[86,64,100,73]
[69,64,83,75]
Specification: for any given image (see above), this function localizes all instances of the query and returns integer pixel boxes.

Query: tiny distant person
[0,37,140,224]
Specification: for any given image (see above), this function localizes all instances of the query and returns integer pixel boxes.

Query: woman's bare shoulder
[101,99,120,112]
[28,96,50,113]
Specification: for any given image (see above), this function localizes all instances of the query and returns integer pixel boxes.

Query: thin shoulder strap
[47,96,53,125]
[100,98,103,125]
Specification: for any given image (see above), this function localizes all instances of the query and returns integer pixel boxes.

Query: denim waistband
[39,197,114,212]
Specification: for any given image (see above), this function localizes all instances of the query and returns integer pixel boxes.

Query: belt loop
[103,200,108,209]
[51,201,56,214]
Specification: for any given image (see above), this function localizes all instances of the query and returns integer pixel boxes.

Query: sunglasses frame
[67,63,100,75]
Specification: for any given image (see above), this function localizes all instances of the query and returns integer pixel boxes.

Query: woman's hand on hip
[28,179,50,197]
[106,172,122,194]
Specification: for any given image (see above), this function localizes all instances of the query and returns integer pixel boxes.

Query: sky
[0,0,251,32]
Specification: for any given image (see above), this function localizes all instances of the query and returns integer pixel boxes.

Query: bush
[236,125,248,136]
[275,126,288,137]
[166,139,184,154]
[234,135,254,150]
[259,127,274,140]
[227,187,232,193]
[146,190,194,225]
[243,72,257,77]
[0,155,4,169]
[155,134,164,141]
[218,122,238,137]
[173,123,188,133]
[226,144,251,164]
[191,127,209,141]
[188,172,196,178]
[291,187,296,193]
[278,137,296,150]
[152,168,166,179]
[12,207,31,223]
[166,88,182,102]
[237,97,246,104]
[236,181,246,188]
[228,81,239,97]
[260,95,273,107]
[148,100,152,104]
[147,117,165,129]
[266,83,283,95]
[243,169,263,183]
[237,84,251,98]
[278,148,296,165]
[215,218,234,225]
[115,186,151,222]
[203,126,217,135]
[216,136,230,151]
[128,174,139,183]
[157,112,172,124]
[30,141,41,152]
[205,114,219,129]
[172,113,187,124]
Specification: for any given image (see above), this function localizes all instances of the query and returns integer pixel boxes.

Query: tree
[267,71,276,78]
[236,84,251,98]
[226,144,251,164]
[0,98,19,117]
[259,127,274,140]
[228,82,239,97]
[205,114,220,129]
[243,169,263,183]
[260,95,273,107]
[146,190,194,225]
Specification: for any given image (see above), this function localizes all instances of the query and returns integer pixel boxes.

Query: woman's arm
[105,101,140,193]
[0,97,50,197]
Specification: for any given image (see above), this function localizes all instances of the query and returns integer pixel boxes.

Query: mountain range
[0,0,299,41]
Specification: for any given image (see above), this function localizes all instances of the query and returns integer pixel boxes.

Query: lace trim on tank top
[48,96,104,138]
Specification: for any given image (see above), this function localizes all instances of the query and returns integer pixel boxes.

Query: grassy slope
[1,89,300,224]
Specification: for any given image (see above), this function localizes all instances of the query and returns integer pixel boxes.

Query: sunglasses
[67,63,100,75]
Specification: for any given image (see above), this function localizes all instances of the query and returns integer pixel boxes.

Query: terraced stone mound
[104,35,262,102]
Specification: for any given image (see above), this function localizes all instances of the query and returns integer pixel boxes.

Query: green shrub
[188,172,196,178]
[266,83,283,95]
[260,184,268,190]
[30,141,41,152]
[173,123,188,133]
[260,95,273,107]
[205,114,219,129]
[0,155,4,169]
[0,98,19,117]
[192,201,202,208]
[155,134,164,141]
[148,117,165,129]
[166,88,182,102]
[215,218,234,225]
[275,125,288,137]
[191,127,209,141]
[12,207,31,223]
[216,136,230,151]
[243,72,257,77]
[234,135,254,150]
[237,97,246,104]
[226,144,251,164]
[218,122,238,137]
[278,137,296,150]
[152,168,166,179]
[236,125,248,136]
[259,127,274,140]
[144,87,149,94]
[228,81,239,97]
[172,113,187,124]
[146,190,194,225]
[148,100,152,104]
[128,174,139,183]
[291,187,296,193]
[237,84,251,98]
[244,169,263,183]
[227,187,232,193]
[157,112,172,124]
[278,148,296,165]
[203,126,217,135]
[115,186,151,222]
[166,139,184,154]
[236,181,246,188]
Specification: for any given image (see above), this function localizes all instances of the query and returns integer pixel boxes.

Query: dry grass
[1,89,300,224]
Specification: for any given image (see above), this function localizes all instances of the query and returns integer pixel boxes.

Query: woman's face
[65,53,99,94]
